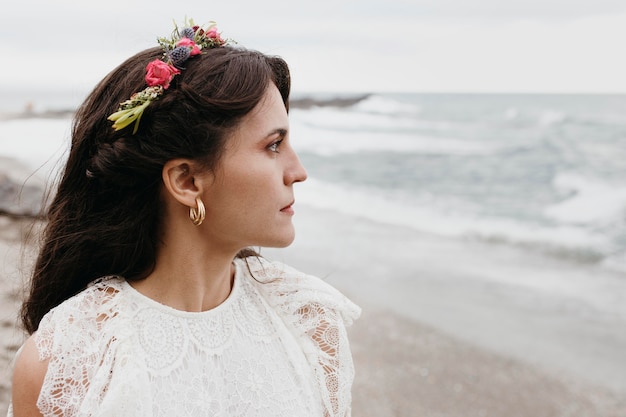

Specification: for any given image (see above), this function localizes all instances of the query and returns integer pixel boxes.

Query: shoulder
[11,335,47,417]
[237,256,360,416]
[237,256,361,326]
[36,276,127,359]
[14,277,130,417]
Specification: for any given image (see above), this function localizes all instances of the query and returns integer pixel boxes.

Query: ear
[161,159,207,208]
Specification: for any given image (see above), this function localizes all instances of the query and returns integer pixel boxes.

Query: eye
[268,139,284,153]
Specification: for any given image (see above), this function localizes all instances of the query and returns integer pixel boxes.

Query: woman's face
[200,83,308,251]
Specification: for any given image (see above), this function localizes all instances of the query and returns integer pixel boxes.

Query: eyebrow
[264,128,288,139]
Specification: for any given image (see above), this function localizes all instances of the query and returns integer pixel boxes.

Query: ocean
[290,93,626,272]
[1,91,626,273]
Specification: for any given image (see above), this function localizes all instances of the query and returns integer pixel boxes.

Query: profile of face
[199,83,308,251]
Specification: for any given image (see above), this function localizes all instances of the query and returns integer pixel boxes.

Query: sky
[2,0,626,96]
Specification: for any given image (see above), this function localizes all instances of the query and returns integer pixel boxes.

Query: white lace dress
[8,257,361,417]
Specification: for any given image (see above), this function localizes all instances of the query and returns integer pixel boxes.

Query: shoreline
[1,208,626,416]
[265,205,626,413]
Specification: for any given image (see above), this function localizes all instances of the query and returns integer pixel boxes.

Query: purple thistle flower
[169,46,191,66]
[181,27,196,39]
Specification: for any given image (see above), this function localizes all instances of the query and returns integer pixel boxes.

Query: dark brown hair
[21,45,291,334]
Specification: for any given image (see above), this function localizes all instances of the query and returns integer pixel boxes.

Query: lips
[280,201,295,214]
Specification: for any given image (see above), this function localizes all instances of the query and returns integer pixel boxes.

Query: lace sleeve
[34,295,102,417]
[32,278,148,417]
[243,258,361,417]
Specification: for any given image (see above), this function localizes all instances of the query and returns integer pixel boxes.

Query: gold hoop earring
[189,197,206,226]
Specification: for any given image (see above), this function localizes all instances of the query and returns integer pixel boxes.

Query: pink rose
[176,37,201,56]
[206,27,224,44]
[145,59,180,89]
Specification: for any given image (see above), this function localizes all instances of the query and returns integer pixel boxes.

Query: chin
[272,236,296,248]
[262,229,296,249]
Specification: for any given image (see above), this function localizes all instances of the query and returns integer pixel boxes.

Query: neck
[130,221,239,312]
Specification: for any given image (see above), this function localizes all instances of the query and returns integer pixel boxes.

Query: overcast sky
[2,0,626,94]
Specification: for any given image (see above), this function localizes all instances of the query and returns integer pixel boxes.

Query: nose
[285,144,308,185]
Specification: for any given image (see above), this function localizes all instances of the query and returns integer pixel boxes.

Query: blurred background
[2,1,626,416]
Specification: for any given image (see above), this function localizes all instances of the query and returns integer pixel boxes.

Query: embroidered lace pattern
[8,257,360,417]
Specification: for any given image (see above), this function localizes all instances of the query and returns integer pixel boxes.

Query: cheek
[209,155,281,216]
[211,174,266,216]
[228,165,277,200]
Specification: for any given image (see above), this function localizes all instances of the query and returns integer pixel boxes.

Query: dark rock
[290,94,371,109]
[0,162,46,218]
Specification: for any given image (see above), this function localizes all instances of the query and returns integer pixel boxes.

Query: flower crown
[108,20,230,134]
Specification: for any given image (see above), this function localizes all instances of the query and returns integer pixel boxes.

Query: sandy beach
[0,216,36,416]
[267,205,626,416]
[1,206,625,416]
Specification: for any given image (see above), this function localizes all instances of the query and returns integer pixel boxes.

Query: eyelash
[268,139,284,153]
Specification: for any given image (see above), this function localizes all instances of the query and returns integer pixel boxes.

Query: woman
[9,20,360,417]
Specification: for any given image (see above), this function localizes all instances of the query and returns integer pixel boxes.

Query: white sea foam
[538,109,567,126]
[352,94,422,116]
[296,177,610,256]
[545,172,626,225]
[290,107,420,132]
[291,122,494,156]
[601,251,626,274]
[292,107,469,136]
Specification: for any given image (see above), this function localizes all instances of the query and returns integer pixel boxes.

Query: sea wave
[352,94,422,116]
[290,106,420,132]
[291,106,470,135]
[296,177,613,263]
[538,110,568,126]
[545,172,626,225]
[291,122,495,156]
